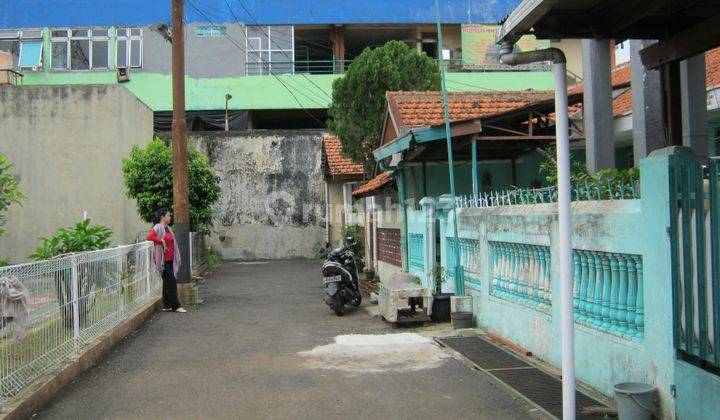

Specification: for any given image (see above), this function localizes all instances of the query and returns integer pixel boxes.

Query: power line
[190,0,330,107]
[230,0,333,100]
[185,0,327,125]
[220,0,331,105]
[232,0,356,59]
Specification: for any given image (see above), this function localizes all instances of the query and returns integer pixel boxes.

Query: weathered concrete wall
[0,85,153,263]
[192,130,326,260]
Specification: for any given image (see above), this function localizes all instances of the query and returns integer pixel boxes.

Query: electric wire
[230,0,333,100]
[185,0,327,125]
[190,0,330,107]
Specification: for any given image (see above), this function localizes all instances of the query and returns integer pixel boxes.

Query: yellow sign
[461,24,549,66]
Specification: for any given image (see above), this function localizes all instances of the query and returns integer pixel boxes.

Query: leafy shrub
[122,138,221,233]
[536,146,640,199]
[30,219,112,260]
[0,152,23,237]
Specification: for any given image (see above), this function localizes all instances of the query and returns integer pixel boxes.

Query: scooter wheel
[350,293,362,307]
[332,295,344,316]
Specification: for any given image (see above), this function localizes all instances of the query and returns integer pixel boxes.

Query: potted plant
[430,265,454,322]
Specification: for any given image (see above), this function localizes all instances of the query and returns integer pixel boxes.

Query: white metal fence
[0,242,161,404]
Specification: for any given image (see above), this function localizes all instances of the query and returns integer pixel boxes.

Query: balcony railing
[246,60,353,76]
[245,58,553,76]
[0,69,24,85]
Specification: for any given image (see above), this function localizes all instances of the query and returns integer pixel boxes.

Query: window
[116,27,142,68]
[51,28,110,70]
[245,25,294,76]
[0,30,20,65]
[1,30,43,69]
[18,41,43,68]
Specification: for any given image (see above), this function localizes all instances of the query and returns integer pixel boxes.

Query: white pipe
[554,61,576,420]
[499,43,575,419]
[324,181,330,245]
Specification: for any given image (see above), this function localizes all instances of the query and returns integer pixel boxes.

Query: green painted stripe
[19,70,554,112]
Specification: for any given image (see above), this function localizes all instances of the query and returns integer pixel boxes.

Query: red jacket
[146,227,175,262]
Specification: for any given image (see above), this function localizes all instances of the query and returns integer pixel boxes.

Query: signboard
[195,26,227,37]
[461,24,549,66]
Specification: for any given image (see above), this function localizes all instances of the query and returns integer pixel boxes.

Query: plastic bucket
[613,382,657,420]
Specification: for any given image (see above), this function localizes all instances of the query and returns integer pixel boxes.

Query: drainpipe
[499,43,576,420]
[324,181,331,246]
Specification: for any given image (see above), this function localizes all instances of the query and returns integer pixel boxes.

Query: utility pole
[171,0,192,289]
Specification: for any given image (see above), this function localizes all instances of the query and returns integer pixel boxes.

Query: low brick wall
[377,228,401,267]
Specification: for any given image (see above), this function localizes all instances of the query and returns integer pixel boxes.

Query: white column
[581,39,615,172]
[680,54,709,158]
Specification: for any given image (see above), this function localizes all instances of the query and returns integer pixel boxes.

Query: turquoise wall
[420,147,720,418]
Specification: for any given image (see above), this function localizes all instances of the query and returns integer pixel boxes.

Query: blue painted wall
[1,0,520,28]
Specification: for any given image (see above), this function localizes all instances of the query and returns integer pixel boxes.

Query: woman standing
[146,208,187,313]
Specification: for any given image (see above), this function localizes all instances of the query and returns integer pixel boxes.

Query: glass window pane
[0,30,19,39]
[0,40,20,65]
[18,41,43,67]
[269,26,293,50]
[130,28,141,36]
[116,39,127,67]
[72,29,89,37]
[130,39,141,67]
[51,30,68,38]
[92,29,108,37]
[271,51,293,74]
[51,41,68,69]
[247,37,261,52]
[92,40,108,68]
[21,30,43,39]
[70,39,90,69]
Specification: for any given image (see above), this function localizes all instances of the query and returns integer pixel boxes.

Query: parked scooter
[322,236,362,316]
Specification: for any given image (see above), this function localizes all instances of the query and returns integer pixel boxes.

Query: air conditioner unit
[117,67,130,83]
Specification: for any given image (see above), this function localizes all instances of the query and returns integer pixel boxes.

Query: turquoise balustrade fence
[444,237,481,291]
[489,241,552,310]
[669,154,720,371]
[573,250,644,340]
[408,233,425,277]
[458,239,481,290]
[445,237,459,285]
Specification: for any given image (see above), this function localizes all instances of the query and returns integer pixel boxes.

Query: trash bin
[613,382,657,420]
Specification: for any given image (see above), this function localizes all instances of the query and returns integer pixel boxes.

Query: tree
[327,40,441,169]
[122,138,221,232]
[0,152,23,237]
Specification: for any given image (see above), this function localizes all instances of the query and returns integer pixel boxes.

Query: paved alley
[38,260,540,419]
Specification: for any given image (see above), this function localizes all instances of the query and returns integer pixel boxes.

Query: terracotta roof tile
[611,47,720,118]
[707,47,720,90]
[611,62,632,87]
[386,90,555,131]
[612,89,633,117]
[352,172,394,198]
[322,133,364,178]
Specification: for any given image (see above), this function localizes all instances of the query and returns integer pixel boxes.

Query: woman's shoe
[174,307,187,313]
[162,308,172,312]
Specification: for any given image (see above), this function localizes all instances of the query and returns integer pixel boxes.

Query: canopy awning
[495,0,720,69]
[373,90,584,163]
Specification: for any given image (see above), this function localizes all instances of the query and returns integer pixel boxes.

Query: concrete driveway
[38,260,541,419]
